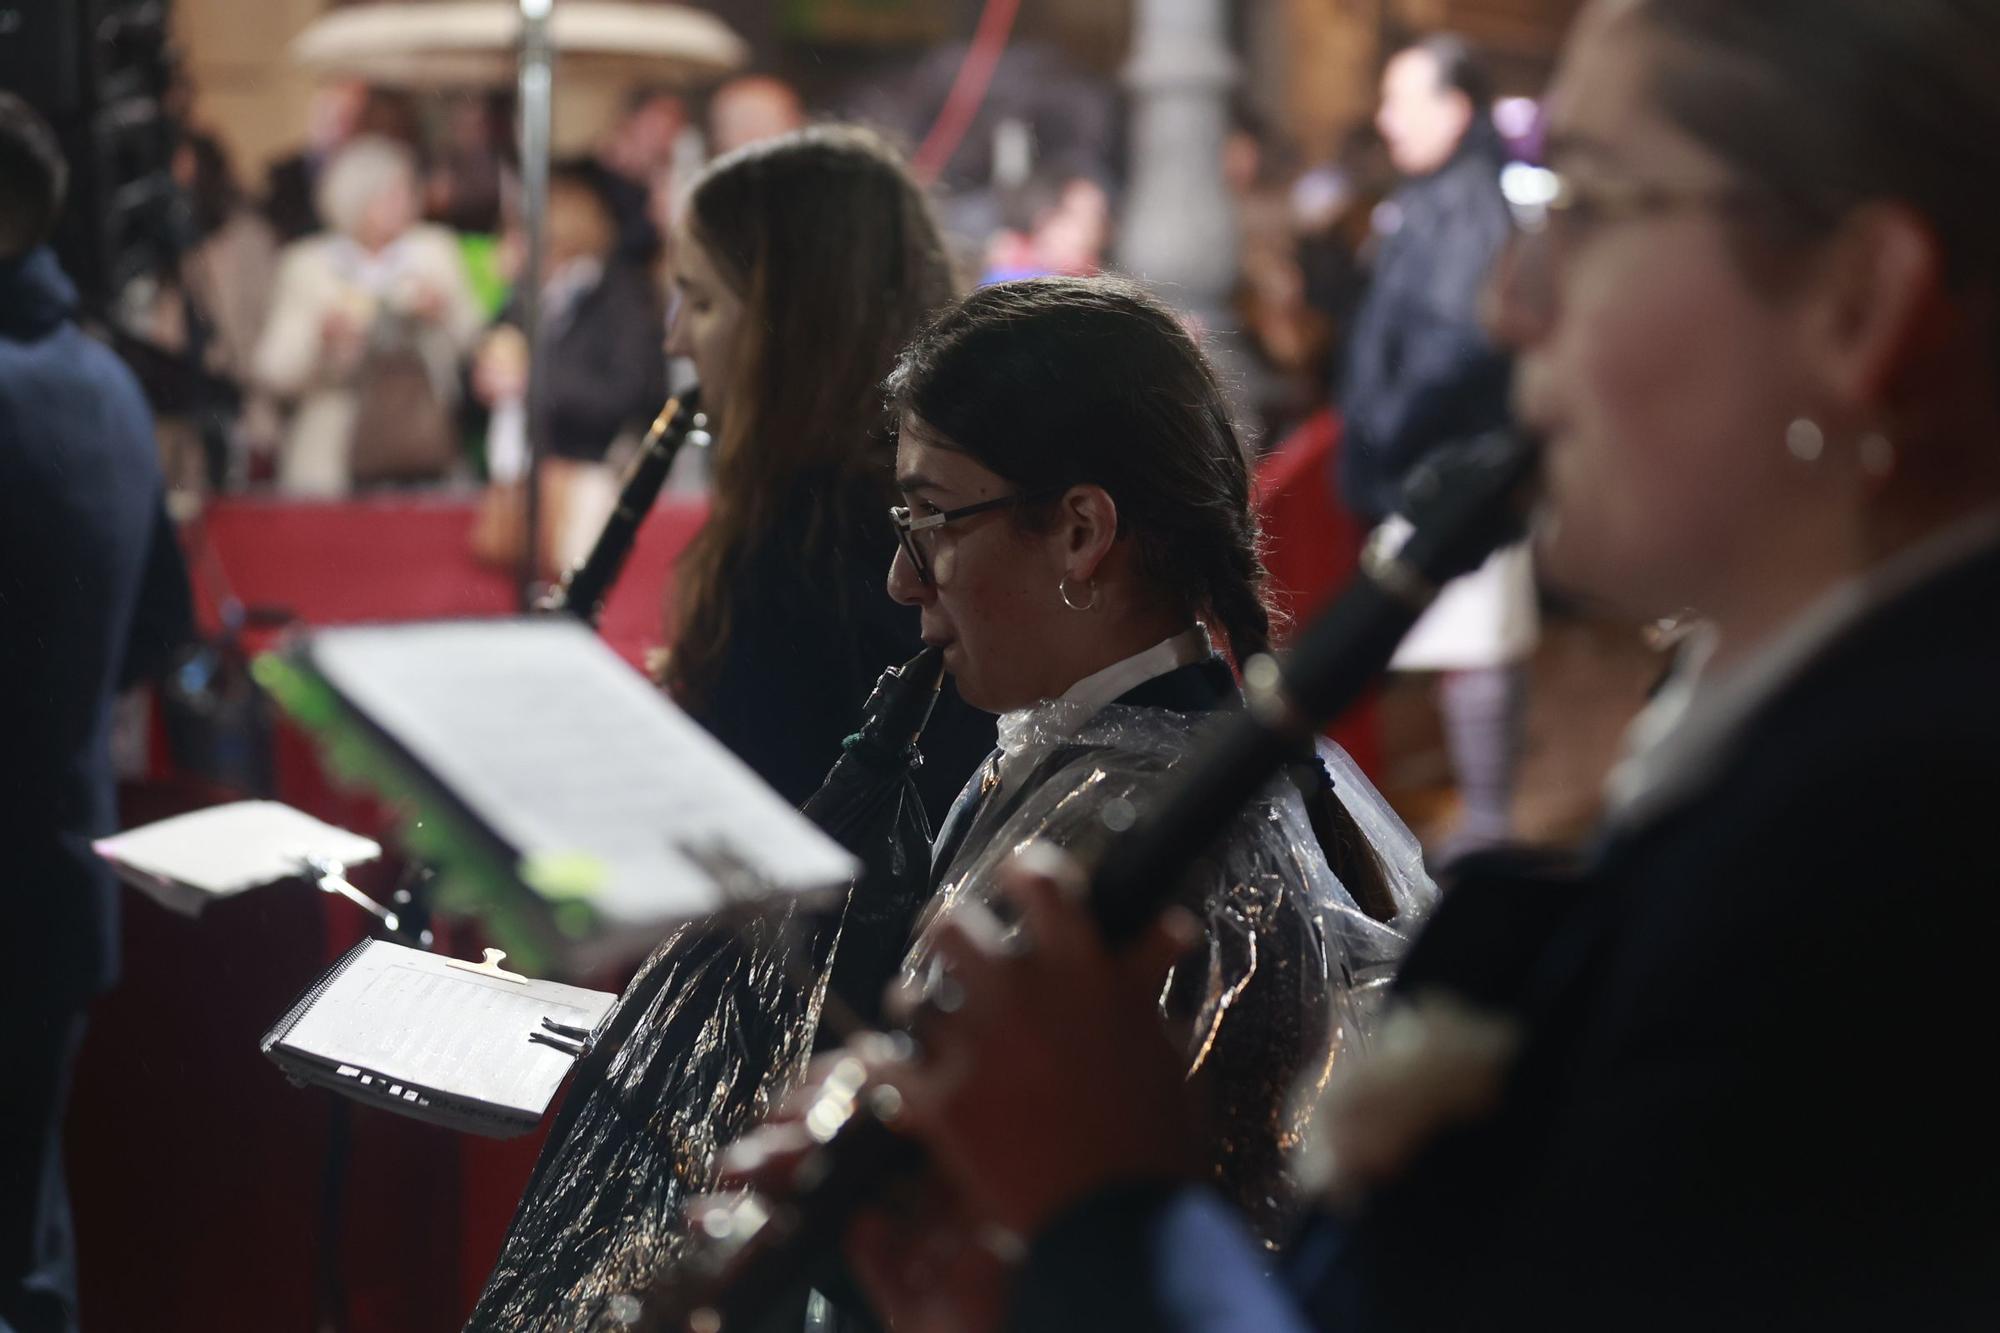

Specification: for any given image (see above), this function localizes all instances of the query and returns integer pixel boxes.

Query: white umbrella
[291,1,748,89]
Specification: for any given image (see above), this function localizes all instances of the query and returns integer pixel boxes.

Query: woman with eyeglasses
[882,280,1424,1212]
[702,275,1428,1331]
[780,1,2000,1329]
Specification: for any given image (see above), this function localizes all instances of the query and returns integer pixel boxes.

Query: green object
[519,851,608,902]
[457,232,511,322]
[254,646,601,975]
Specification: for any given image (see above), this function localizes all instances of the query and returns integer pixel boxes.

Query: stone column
[1116,0,1241,359]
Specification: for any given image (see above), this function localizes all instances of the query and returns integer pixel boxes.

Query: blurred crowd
[135,54,1475,511]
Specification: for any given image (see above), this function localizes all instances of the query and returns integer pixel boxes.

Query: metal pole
[517,0,554,610]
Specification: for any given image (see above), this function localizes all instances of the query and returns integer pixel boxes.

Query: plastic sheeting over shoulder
[468,698,1434,1325]
[908,699,1433,1243]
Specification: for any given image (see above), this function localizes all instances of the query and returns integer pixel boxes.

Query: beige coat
[254,224,481,495]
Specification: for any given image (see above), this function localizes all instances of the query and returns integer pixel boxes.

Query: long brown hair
[666,126,956,705]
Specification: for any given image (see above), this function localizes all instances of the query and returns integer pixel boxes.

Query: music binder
[261,938,619,1137]
[252,617,862,975]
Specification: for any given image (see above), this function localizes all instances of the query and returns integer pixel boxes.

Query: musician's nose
[888,541,931,606]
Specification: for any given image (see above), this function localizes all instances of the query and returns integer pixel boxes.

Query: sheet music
[304,619,859,927]
[277,943,616,1116]
[94,801,382,911]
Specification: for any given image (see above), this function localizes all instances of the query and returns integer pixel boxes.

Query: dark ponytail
[889,278,1401,921]
[885,276,1281,666]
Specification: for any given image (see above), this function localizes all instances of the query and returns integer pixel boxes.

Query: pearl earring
[1785,418,1826,463]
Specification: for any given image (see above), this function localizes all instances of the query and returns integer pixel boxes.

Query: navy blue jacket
[1,247,189,1008]
[1009,540,2000,1331]
[1336,125,1513,522]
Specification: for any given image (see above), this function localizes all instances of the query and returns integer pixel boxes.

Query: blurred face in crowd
[545,179,614,272]
[1377,48,1473,176]
[665,225,745,401]
[709,77,806,157]
[610,93,686,179]
[308,80,370,155]
[353,168,418,251]
[888,415,1089,713]
[1490,0,1861,624]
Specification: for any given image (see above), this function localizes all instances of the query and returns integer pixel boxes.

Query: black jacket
[688,520,994,827]
[1336,124,1513,522]
[500,260,668,464]
[1,248,192,1008]
[1010,538,2000,1331]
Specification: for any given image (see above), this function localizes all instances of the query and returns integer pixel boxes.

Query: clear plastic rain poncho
[466,698,1435,1329]
[905,698,1435,1243]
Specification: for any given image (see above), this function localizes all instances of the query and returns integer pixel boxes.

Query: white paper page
[94,801,382,897]
[280,944,616,1115]
[305,618,860,927]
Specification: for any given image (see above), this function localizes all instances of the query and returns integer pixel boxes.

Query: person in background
[590,88,689,267]
[141,128,283,491]
[1293,123,1395,374]
[657,125,994,817]
[1340,34,1536,855]
[471,162,667,571]
[708,74,808,157]
[263,80,368,244]
[263,82,422,244]
[0,94,192,1333]
[466,126,995,1332]
[1227,105,1334,447]
[253,135,482,495]
[779,0,2000,1327]
[425,92,513,237]
[978,174,1111,285]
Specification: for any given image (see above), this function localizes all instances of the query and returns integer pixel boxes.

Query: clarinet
[544,390,711,624]
[618,432,1542,1332]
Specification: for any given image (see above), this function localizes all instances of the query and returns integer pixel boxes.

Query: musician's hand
[712,1049,1008,1333]
[473,326,529,405]
[877,844,1204,1237]
[846,1175,1010,1333]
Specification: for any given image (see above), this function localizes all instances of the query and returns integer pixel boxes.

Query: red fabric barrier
[191,492,707,667]
[1253,409,1383,778]
[71,493,706,1332]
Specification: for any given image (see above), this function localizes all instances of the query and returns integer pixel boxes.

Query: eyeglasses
[889,491,1056,584]
[1494,163,1777,321]
[1501,162,1770,251]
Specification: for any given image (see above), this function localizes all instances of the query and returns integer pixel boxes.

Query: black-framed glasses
[890,491,1056,584]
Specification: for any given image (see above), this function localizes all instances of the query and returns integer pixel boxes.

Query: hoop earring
[1058,576,1099,612]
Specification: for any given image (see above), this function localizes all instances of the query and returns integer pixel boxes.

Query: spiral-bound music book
[262,938,618,1137]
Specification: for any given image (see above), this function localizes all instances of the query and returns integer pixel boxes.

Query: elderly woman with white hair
[254,134,481,495]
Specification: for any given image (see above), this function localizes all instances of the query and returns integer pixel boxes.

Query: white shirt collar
[1059,628,1212,715]
[985,627,1213,801]
[1604,507,2000,832]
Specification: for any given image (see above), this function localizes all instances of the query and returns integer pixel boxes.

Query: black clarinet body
[546,389,710,624]
[621,432,1542,1332]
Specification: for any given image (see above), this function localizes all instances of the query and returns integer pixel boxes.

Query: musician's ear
[1057,484,1120,582]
